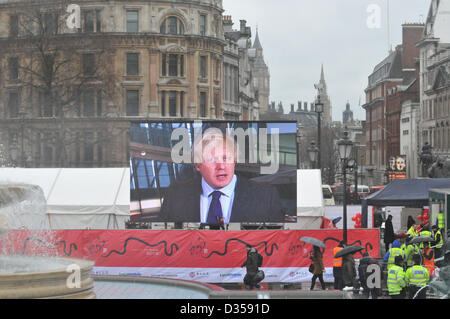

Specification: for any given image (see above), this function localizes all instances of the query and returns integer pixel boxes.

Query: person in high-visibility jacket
[404,238,420,268]
[405,254,429,299]
[383,239,404,271]
[407,224,419,238]
[437,211,445,230]
[419,226,432,249]
[332,241,345,290]
[432,225,444,261]
[387,255,406,299]
[422,241,435,277]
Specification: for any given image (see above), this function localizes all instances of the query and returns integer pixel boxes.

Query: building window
[82,53,95,76]
[8,92,19,118]
[40,91,53,117]
[401,117,410,123]
[403,130,409,136]
[180,91,184,117]
[83,132,94,163]
[199,14,206,36]
[126,90,139,116]
[9,57,19,80]
[43,12,58,35]
[168,91,177,117]
[161,91,166,116]
[200,55,207,78]
[126,53,139,76]
[160,16,184,35]
[82,90,102,117]
[200,92,207,117]
[9,15,18,37]
[214,59,220,80]
[126,11,139,32]
[161,53,184,77]
[83,10,101,32]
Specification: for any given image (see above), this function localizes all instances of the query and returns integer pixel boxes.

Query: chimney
[290,104,295,113]
[297,101,302,112]
[223,15,233,32]
[304,102,308,111]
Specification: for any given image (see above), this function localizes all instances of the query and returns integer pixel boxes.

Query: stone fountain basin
[0,255,95,299]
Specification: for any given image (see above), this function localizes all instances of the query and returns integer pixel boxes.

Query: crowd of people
[381,216,446,299]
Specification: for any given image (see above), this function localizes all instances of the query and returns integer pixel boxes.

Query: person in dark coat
[384,214,395,254]
[241,245,264,290]
[358,252,379,299]
[309,246,326,290]
[342,253,358,290]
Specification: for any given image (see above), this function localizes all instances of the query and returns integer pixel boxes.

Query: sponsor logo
[219,273,242,278]
[119,272,142,276]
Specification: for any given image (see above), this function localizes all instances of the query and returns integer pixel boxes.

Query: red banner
[3,229,379,282]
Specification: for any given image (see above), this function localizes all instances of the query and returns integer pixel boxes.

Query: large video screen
[130,121,298,225]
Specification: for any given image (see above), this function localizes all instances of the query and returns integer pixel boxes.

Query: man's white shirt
[200,175,237,223]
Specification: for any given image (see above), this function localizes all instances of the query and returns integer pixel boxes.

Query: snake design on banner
[21,236,78,256]
[101,237,178,258]
[203,238,278,258]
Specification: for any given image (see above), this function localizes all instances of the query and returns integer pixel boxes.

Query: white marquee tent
[0,167,130,229]
[292,169,324,229]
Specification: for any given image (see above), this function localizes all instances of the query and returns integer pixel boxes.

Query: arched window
[160,16,184,35]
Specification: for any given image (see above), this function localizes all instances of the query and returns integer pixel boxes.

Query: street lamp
[307,141,319,169]
[337,130,354,244]
[315,96,324,171]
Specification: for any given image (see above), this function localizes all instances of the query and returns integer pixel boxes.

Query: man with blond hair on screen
[160,128,284,227]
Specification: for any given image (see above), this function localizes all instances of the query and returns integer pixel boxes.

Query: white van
[322,185,335,206]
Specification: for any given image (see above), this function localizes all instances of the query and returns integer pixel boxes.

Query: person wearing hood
[383,239,404,271]
[383,214,395,254]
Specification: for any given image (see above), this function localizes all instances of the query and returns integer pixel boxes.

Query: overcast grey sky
[223,0,431,122]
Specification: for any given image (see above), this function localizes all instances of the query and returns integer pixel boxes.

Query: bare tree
[6,0,119,167]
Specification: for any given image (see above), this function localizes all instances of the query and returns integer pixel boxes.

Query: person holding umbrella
[333,241,345,290]
[309,245,326,290]
[334,245,363,292]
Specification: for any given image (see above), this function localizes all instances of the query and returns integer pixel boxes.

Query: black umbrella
[299,236,326,248]
[334,245,364,258]
[409,236,434,245]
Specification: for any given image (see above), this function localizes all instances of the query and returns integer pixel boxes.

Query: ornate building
[0,0,227,168]
[417,0,450,176]
[249,29,270,115]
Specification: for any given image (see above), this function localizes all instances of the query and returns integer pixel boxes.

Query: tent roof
[366,178,450,207]
[0,167,130,211]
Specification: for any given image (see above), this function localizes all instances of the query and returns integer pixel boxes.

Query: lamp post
[315,96,324,171]
[308,141,319,169]
[337,131,354,244]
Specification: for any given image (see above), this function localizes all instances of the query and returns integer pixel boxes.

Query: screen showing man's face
[195,140,236,189]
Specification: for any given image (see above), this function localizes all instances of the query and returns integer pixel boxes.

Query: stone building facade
[0,0,229,168]
[362,24,423,185]
[417,0,450,176]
